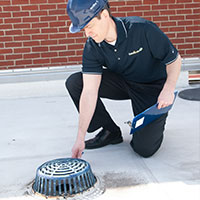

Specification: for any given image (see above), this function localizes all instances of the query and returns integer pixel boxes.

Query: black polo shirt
[82,16,178,83]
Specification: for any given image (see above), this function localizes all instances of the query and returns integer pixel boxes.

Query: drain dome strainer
[32,158,102,199]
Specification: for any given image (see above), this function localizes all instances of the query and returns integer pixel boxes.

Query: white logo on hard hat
[90,0,98,10]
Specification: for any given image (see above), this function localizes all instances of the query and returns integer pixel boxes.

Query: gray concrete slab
[0,71,199,200]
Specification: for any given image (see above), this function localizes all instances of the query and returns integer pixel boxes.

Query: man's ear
[101,9,109,19]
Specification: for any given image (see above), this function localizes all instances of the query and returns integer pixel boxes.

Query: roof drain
[31,158,105,200]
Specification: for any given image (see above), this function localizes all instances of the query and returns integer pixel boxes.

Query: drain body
[33,158,97,198]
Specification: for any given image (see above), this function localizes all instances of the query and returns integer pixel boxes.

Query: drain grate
[32,158,97,198]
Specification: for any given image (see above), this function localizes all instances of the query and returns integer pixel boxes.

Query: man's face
[83,10,109,43]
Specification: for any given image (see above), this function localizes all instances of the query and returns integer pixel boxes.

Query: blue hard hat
[67,0,108,33]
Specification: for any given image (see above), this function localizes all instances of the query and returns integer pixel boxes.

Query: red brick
[194,44,200,48]
[171,38,185,44]
[127,12,143,17]
[13,12,29,17]
[23,41,40,46]
[41,28,58,33]
[153,16,169,21]
[48,0,66,3]
[40,16,57,21]
[0,49,12,54]
[51,57,67,63]
[178,20,193,26]
[59,38,75,44]
[58,16,68,21]
[186,49,200,54]
[41,52,58,57]
[40,4,56,10]
[185,3,200,9]
[0,36,12,42]
[5,42,22,48]
[23,29,40,35]
[75,38,87,43]
[0,55,4,60]
[32,46,48,52]
[152,5,168,10]
[68,56,82,62]
[0,61,14,66]
[186,26,200,31]
[185,38,200,43]
[3,6,20,12]
[0,1,10,5]
[68,44,83,50]
[59,27,68,32]
[0,31,4,36]
[6,54,22,60]
[160,0,175,3]
[57,4,67,9]
[14,35,31,41]
[167,4,184,9]
[177,0,192,3]
[22,5,38,11]
[58,51,74,57]
[4,18,22,23]
[193,32,200,36]
[186,14,200,20]
[5,30,22,35]
[177,9,192,15]
[178,44,193,49]
[14,48,31,53]
[32,23,49,28]
[16,60,32,65]
[177,32,192,37]
[33,58,50,64]
[50,21,66,27]
[14,23,30,29]
[143,0,158,4]
[169,15,184,20]
[30,0,47,4]
[143,11,159,16]
[41,40,58,45]
[50,45,66,51]
[160,10,176,15]
[118,6,134,12]
[49,10,66,15]
[0,12,11,18]
[32,34,48,40]
[0,24,12,30]
[135,5,150,11]
[12,0,29,4]
[31,11,48,16]
[110,1,126,6]
[161,21,176,27]
[23,17,39,23]
[169,27,185,32]
[50,34,66,39]
[24,53,40,59]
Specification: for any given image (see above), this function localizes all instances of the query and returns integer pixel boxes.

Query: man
[66,0,182,158]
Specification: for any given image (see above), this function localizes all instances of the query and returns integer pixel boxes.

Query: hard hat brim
[69,23,81,33]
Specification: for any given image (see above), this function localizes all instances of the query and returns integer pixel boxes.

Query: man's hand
[72,138,85,158]
[157,89,174,109]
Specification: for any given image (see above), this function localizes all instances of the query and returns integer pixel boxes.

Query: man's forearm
[76,91,98,141]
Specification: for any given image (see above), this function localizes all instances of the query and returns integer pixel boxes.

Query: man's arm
[157,54,182,109]
[72,74,102,158]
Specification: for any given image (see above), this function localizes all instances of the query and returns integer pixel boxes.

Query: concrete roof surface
[0,71,199,200]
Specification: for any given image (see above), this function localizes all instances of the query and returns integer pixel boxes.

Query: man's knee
[65,72,82,92]
[130,135,163,158]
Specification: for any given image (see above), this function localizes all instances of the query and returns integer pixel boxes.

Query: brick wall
[0,0,199,70]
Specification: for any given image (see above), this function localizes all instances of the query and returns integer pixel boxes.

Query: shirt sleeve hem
[165,52,179,65]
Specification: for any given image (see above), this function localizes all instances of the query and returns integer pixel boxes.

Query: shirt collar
[98,16,127,47]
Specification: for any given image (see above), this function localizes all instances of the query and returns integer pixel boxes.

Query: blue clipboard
[130,91,178,134]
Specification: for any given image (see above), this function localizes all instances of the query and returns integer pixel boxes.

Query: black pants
[65,70,168,158]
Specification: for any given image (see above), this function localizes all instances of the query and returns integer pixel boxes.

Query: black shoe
[85,128,123,149]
